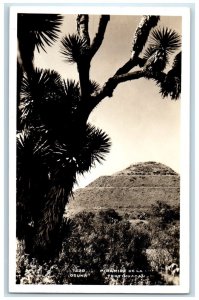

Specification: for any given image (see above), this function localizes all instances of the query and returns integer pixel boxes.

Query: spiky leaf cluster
[158,52,181,100]
[60,34,88,63]
[20,69,83,133]
[143,27,181,77]
[88,80,101,95]
[148,27,181,55]
[20,69,64,126]
[19,69,102,134]
[76,124,111,174]
[45,123,111,178]
[17,13,63,52]
[17,126,51,170]
[63,79,81,112]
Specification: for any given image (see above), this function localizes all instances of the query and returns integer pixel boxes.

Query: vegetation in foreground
[16,201,180,285]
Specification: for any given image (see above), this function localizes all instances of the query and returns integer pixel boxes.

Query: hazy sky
[34,14,181,188]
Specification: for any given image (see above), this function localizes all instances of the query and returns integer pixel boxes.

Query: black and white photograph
[8,5,190,294]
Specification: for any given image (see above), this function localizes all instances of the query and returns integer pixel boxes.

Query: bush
[150,201,180,227]
[98,208,122,223]
[147,221,180,269]
[16,241,67,284]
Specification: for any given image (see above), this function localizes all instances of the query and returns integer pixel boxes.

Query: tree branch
[76,14,90,46]
[86,69,168,116]
[76,15,91,100]
[115,57,146,76]
[90,15,110,59]
[77,61,91,101]
[114,16,159,76]
[131,15,160,57]
[89,70,145,111]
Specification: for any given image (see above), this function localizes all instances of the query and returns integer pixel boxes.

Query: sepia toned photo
[9,6,190,294]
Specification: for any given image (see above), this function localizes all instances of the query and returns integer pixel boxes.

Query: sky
[34,14,181,189]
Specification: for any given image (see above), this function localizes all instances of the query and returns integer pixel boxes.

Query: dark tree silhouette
[17,13,181,259]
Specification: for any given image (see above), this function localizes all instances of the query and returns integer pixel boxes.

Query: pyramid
[66,162,180,216]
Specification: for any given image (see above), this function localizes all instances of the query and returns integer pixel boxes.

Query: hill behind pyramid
[66,162,180,216]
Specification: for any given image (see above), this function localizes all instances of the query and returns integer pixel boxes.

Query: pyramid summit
[113,161,178,176]
[86,162,179,189]
[66,162,180,216]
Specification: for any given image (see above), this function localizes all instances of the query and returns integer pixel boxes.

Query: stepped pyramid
[66,162,180,216]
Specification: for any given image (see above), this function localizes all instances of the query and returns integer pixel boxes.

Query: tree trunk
[32,181,74,260]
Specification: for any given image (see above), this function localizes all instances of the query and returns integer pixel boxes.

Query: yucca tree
[17,13,181,260]
[17,68,111,259]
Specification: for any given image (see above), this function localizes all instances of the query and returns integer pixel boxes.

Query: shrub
[150,200,180,227]
[98,208,122,223]
[16,241,64,284]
